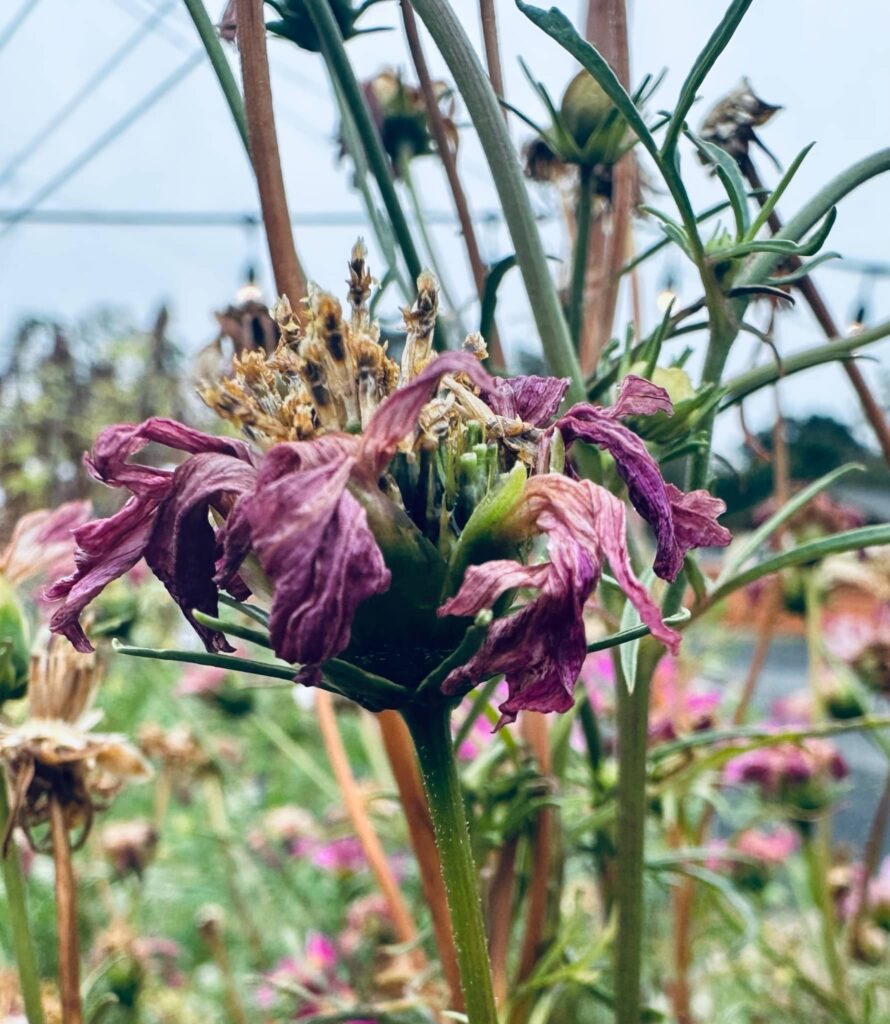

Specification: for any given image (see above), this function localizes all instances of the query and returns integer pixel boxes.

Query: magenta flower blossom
[48,252,730,720]
[1,499,91,594]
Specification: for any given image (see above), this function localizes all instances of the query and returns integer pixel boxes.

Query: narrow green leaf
[479,254,518,342]
[516,2,659,162]
[717,463,865,584]
[111,639,297,681]
[661,0,756,155]
[618,569,655,692]
[192,610,273,649]
[587,608,691,657]
[686,130,750,237]
[701,522,890,613]
[766,250,840,286]
[746,141,816,241]
[218,593,270,625]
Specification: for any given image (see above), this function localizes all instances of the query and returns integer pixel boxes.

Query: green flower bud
[560,71,615,149]
[0,575,29,703]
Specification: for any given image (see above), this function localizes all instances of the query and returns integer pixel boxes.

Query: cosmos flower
[49,244,730,722]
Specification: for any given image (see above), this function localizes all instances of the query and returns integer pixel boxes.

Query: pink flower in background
[723,737,848,813]
[770,690,814,727]
[735,825,799,864]
[647,657,721,743]
[0,500,91,593]
[298,835,368,875]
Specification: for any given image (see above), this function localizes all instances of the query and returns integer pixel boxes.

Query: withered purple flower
[49,243,730,719]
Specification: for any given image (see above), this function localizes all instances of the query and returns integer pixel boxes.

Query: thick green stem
[304,0,423,287]
[569,165,595,349]
[402,704,498,1024]
[410,0,584,397]
[0,774,45,1024]
[182,0,250,155]
[614,665,651,1024]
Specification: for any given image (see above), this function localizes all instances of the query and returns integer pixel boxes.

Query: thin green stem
[569,165,595,349]
[410,0,584,397]
[613,664,651,1024]
[0,773,45,1024]
[402,704,498,1024]
[304,0,423,287]
[182,0,250,155]
[801,833,847,1001]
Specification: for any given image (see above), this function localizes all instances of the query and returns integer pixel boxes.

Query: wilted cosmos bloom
[48,243,730,723]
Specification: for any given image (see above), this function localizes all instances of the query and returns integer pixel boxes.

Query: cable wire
[0,0,178,187]
[0,0,44,58]
[0,51,205,239]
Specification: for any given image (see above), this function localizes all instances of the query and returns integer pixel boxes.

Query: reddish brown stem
[377,709,463,1011]
[236,0,308,308]
[510,713,557,1024]
[578,0,634,373]
[741,155,890,466]
[487,834,519,1008]
[478,0,506,111]
[315,692,420,950]
[401,2,504,366]
[50,797,83,1024]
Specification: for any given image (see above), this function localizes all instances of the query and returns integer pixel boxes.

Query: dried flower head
[50,245,730,723]
[0,637,151,851]
[101,818,158,877]
[699,77,782,164]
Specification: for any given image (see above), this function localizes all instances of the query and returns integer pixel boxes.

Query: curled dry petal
[49,418,256,653]
[556,376,729,580]
[439,474,679,723]
[0,500,92,588]
[481,374,570,426]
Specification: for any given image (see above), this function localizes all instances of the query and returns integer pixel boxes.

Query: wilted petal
[440,529,595,723]
[522,475,680,651]
[482,374,569,426]
[47,497,157,652]
[145,453,258,653]
[557,404,682,579]
[609,374,673,418]
[358,351,492,479]
[666,484,732,552]
[243,456,390,666]
[87,417,254,497]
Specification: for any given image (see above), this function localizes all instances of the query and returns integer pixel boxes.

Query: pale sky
[2,0,889,459]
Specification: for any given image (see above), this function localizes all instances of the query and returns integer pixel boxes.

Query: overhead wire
[0,0,179,188]
[0,0,44,58]
[0,51,206,239]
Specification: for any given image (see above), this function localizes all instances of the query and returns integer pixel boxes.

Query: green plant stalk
[409,0,584,397]
[304,0,423,287]
[613,662,651,1024]
[402,704,498,1024]
[0,772,45,1024]
[801,832,847,1001]
[182,0,249,154]
[569,164,595,349]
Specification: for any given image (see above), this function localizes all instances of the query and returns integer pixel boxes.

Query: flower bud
[560,72,615,149]
[0,576,29,703]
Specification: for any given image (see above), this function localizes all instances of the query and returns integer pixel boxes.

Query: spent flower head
[48,245,730,724]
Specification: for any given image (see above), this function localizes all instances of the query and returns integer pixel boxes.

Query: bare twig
[487,834,519,1008]
[50,797,83,1024]
[236,0,308,308]
[401,2,505,365]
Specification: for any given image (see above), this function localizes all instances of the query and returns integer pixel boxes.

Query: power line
[0,0,44,57]
[0,51,205,239]
[0,207,513,228]
[0,0,179,188]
